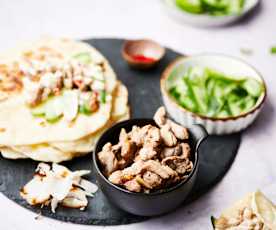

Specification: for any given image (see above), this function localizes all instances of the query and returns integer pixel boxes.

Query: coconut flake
[76,179,98,195]
[62,187,88,210]
[20,163,98,213]
[51,197,59,213]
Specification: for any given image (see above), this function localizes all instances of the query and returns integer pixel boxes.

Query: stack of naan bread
[0,38,129,162]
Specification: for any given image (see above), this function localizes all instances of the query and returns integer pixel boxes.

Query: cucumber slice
[73,52,92,64]
[227,0,244,14]
[79,102,92,115]
[62,90,79,121]
[202,0,228,9]
[242,78,263,98]
[216,101,232,118]
[175,78,188,95]
[232,85,248,98]
[207,68,245,84]
[45,97,63,123]
[168,65,187,83]
[168,66,261,119]
[201,0,229,15]
[213,84,224,100]
[187,66,206,83]
[241,96,256,113]
[31,103,46,117]
[183,78,200,112]
[179,94,197,111]
[175,0,203,14]
[206,77,215,95]
[100,90,106,104]
[190,84,208,114]
[169,87,180,99]
[217,110,229,118]
[208,96,223,116]
[228,101,242,116]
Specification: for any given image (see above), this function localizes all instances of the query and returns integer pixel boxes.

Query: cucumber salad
[175,0,245,16]
[168,66,264,118]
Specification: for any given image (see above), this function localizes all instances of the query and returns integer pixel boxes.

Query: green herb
[168,66,264,118]
[79,100,92,115]
[100,90,106,103]
[271,47,276,54]
[79,102,92,115]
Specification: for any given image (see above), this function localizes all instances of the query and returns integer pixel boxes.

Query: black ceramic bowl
[93,119,208,216]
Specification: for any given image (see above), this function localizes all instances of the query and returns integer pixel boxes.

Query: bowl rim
[161,0,260,19]
[121,39,165,64]
[93,118,200,197]
[160,53,267,122]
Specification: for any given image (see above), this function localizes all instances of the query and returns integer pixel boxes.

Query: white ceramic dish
[160,54,266,135]
[161,0,260,27]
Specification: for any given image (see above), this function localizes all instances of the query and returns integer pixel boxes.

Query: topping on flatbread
[0,38,129,162]
[212,191,276,230]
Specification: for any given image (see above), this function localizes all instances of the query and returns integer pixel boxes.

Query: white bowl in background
[160,54,266,135]
[161,0,260,27]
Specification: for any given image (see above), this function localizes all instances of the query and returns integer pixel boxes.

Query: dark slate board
[0,38,241,225]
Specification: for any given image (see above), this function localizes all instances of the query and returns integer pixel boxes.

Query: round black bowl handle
[190,124,208,150]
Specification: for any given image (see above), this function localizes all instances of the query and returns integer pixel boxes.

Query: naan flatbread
[0,82,130,162]
[0,38,117,145]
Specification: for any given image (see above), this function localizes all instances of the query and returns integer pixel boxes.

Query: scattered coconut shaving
[20,163,98,213]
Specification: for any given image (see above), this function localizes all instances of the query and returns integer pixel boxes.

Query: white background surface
[0,0,276,229]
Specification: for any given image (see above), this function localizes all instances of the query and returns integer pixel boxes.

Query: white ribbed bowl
[160,54,266,135]
[161,0,260,27]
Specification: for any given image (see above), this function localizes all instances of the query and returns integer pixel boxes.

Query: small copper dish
[122,39,165,70]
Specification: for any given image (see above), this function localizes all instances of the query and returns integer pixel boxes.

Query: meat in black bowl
[93,108,208,216]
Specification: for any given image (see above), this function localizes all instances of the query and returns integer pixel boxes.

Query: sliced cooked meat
[121,160,145,177]
[119,128,128,143]
[161,144,182,158]
[142,171,162,189]
[121,140,136,162]
[139,144,158,161]
[162,156,193,175]
[97,107,193,193]
[129,125,145,146]
[144,160,177,179]
[124,179,141,192]
[98,143,118,175]
[160,124,177,147]
[153,106,166,127]
[144,126,161,144]
[135,175,152,189]
[167,120,189,140]
[153,107,188,140]
[117,158,128,169]
[130,125,161,147]
[180,143,191,159]
[108,170,123,185]
[102,142,112,151]
[29,87,44,107]
[88,92,99,112]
